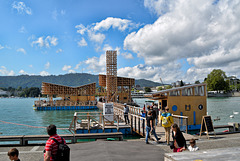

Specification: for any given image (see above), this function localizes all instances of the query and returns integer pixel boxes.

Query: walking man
[124,103,130,124]
[44,124,67,161]
[145,111,160,144]
[160,107,173,145]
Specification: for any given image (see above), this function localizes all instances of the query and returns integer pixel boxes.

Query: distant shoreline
[208,92,240,97]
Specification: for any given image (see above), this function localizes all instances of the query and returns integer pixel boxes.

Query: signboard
[200,115,215,139]
[103,103,114,122]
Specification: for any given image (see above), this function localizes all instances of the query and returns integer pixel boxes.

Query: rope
[0,120,68,130]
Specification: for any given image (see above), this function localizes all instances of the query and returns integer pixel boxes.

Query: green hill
[0,73,162,88]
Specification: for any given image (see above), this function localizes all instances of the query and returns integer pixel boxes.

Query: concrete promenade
[1,132,240,161]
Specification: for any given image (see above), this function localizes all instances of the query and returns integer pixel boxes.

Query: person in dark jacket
[171,123,187,152]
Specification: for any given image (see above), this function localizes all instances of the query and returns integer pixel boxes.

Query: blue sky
[1,0,240,83]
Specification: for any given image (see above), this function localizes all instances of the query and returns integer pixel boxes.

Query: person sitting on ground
[171,123,187,152]
[44,124,66,161]
[8,148,20,161]
[145,111,160,144]
[188,138,199,151]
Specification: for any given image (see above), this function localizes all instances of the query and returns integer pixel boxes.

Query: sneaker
[146,141,149,144]
[157,138,161,141]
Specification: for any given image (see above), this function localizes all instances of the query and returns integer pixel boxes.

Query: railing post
[138,117,140,133]
[87,115,90,133]
[143,119,145,136]
[134,116,136,131]
[117,115,119,132]
[102,115,105,133]
[131,115,133,134]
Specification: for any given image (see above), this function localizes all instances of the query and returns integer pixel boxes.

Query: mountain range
[0,73,163,88]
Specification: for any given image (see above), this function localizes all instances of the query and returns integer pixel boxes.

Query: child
[7,148,20,161]
[188,139,199,151]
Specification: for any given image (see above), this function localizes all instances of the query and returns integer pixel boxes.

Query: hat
[124,103,127,106]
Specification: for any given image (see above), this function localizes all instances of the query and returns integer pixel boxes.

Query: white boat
[230,115,234,118]
[233,111,239,115]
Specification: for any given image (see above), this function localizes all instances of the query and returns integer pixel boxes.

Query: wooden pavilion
[34,82,97,110]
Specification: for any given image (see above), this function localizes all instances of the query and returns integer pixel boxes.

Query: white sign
[103,103,114,122]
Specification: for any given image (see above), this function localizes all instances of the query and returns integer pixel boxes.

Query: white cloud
[94,17,132,31]
[12,1,32,15]
[31,36,58,48]
[77,38,88,47]
[88,31,105,44]
[17,48,26,54]
[123,0,240,82]
[118,62,183,83]
[75,24,87,35]
[121,52,134,59]
[62,65,71,71]
[40,71,50,76]
[84,54,106,74]
[68,70,76,73]
[75,17,139,45]
[75,62,82,69]
[0,66,15,76]
[29,65,33,68]
[0,44,4,50]
[19,69,28,75]
[56,48,63,53]
[19,26,27,33]
[45,62,50,69]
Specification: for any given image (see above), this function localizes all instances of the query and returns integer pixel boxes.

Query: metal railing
[172,114,188,133]
[34,100,97,107]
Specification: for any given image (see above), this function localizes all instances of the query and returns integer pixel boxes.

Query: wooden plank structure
[98,50,135,104]
[34,82,97,109]
[99,74,135,103]
[145,83,207,131]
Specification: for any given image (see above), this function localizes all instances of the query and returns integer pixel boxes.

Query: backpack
[51,137,70,161]
[162,116,168,125]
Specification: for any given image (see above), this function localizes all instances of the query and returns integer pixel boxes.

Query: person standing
[145,111,160,144]
[160,107,173,145]
[171,123,187,152]
[44,124,67,161]
[124,103,130,124]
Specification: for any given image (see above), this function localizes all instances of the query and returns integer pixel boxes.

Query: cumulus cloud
[31,36,58,48]
[123,0,240,82]
[94,17,132,31]
[118,62,183,83]
[40,71,50,76]
[62,65,71,71]
[75,17,139,45]
[77,38,88,47]
[45,62,50,69]
[0,66,15,76]
[121,52,134,59]
[19,69,28,75]
[84,54,106,74]
[12,1,32,15]
[17,48,26,54]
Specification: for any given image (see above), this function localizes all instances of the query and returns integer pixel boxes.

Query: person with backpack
[44,124,70,161]
[160,107,173,145]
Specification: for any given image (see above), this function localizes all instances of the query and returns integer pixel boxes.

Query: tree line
[0,87,41,97]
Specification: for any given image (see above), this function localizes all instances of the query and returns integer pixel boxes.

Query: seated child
[188,139,199,151]
[7,148,20,161]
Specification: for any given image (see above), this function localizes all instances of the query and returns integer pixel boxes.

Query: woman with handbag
[171,123,187,152]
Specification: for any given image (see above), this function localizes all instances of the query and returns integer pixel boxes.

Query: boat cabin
[145,84,207,131]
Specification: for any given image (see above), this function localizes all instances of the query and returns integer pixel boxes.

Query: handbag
[170,141,174,149]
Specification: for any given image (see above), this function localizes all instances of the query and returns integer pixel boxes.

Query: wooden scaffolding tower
[106,50,117,102]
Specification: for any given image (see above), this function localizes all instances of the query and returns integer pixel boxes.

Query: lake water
[0,97,240,136]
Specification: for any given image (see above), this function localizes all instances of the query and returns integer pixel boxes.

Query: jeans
[124,113,129,124]
[146,126,159,143]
